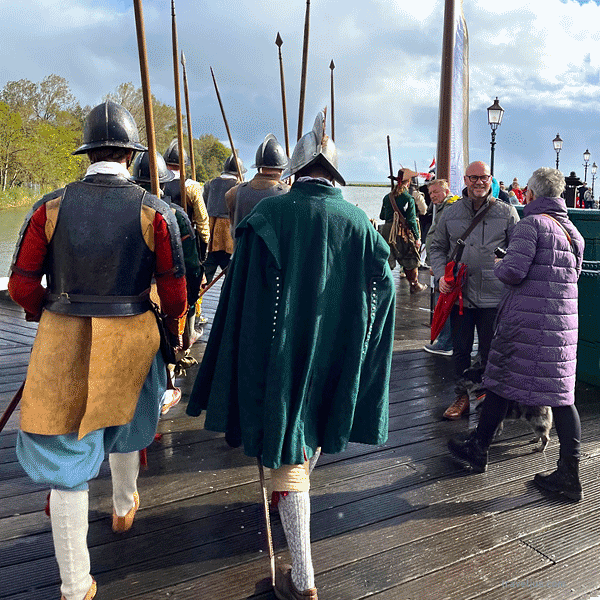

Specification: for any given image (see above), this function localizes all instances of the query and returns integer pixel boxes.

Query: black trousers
[204,251,231,284]
[476,390,581,460]
[450,305,497,389]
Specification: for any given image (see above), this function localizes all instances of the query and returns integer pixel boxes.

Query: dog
[463,366,552,452]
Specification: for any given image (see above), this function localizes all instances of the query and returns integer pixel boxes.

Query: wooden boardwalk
[2,269,600,600]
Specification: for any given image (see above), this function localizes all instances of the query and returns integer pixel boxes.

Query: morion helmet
[73,101,147,155]
[282,111,345,185]
[132,151,175,185]
[163,138,191,168]
[222,153,247,175]
[252,134,288,170]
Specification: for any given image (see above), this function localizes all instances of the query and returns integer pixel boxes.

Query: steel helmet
[73,101,147,155]
[282,111,345,185]
[222,153,247,175]
[163,138,191,168]
[132,151,175,185]
[252,134,288,169]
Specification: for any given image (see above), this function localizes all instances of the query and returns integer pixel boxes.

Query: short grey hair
[527,167,565,198]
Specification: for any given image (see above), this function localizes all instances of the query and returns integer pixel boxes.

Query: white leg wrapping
[308,448,321,475]
[50,489,93,600]
[278,491,315,591]
[109,451,140,517]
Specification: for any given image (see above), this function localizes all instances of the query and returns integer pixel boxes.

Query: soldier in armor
[132,150,202,413]
[162,139,210,336]
[187,112,395,600]
[202,153,246,283]
[8,101,188,600]
[225,134,290,241]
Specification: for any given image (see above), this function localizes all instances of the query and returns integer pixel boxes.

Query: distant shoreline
[346,182,388,188]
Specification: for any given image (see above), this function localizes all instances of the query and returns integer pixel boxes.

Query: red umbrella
[430,261,467,343]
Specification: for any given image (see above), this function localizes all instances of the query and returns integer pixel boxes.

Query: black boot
[534,457,583,501]
[448,430,489,473]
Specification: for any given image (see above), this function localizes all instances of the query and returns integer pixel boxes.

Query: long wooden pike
[257,457,276,587]
[0,382,24,435]
[275,33,290,158]
[133,0,159,195]
[197,265,228,298]
[329,59,335,142]
[181,51,196,181]
[297,0,311,141]
[387,135,394,192]
[171,0,187,212]
[210,67,243,182]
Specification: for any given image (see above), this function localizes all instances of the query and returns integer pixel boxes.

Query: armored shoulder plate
[143,193,186,278]
[9,188,64,276]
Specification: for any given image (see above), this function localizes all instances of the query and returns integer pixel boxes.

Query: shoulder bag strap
[541,213,574,253]
[449,199,495,263]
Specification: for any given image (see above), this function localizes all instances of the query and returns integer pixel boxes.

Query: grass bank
[0,188,44,210]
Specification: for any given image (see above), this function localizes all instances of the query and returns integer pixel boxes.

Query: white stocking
[50,489,93,600]
[109,451,140,517]
[278,491,315,591]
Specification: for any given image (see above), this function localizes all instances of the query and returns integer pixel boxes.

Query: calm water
[0,186,388,279]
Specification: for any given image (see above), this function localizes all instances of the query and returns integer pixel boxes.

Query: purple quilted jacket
[483,196,584,406]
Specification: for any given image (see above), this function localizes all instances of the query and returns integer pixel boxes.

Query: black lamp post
[592,162,597,203]
[583,149,591,182]
[553,134,563,170]
[487,97,504,176]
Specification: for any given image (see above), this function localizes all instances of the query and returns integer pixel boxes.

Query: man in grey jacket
[429,161,519,419]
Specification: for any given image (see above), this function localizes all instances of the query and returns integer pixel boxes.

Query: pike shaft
[171,0,187,211]
[133,0,159,195]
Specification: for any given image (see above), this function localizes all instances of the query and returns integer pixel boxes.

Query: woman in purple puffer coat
[448,167,585,501]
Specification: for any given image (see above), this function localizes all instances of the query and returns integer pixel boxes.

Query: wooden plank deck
[2,269,600,600]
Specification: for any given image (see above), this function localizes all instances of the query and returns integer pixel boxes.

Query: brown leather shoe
[274,564,318,600]
[112,492,139,533]
[410,281,428,293]
[61,578,97,600]
[443,394,470,420]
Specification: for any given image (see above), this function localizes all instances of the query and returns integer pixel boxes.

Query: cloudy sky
[1,0,600,185]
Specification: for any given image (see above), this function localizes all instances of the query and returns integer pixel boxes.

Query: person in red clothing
[8,101,187,600]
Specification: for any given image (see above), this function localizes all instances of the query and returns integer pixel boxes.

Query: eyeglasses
[466,175,491,183]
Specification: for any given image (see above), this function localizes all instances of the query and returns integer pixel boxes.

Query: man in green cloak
[187,112,395,600]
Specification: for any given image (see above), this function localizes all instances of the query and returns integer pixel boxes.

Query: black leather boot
[448,430,489,473]
[534,457,583,501]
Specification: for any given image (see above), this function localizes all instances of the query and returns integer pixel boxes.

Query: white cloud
[1,0,600,182]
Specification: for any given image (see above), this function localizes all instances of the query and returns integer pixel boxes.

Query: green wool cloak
[187,181,396,469]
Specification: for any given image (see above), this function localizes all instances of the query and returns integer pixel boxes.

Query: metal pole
[275,33,290,158]
[181,51,196,181]
[584,163,588,183]
[556,151,560,170]
[489,129,496,177]
[297,0,311,141]
[330,60,335,142]
[133,0,159,196]
[171,0,187,212]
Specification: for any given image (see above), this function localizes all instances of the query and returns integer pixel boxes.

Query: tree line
[0,75,231,195]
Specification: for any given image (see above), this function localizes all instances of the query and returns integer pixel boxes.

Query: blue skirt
[16,352,166,491]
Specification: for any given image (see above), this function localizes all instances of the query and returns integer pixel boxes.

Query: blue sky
[1,0,600,185]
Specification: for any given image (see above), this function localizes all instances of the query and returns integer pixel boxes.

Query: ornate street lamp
[592,162,598,204]
[553,134,563,170]
[487,97,504,176]
[583,149,591,182]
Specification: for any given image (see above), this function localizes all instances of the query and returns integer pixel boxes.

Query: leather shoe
[112,492,139,533]
[274,564,318,600]
[443,394,469,420]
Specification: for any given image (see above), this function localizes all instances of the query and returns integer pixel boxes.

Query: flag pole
[436,0,456,183]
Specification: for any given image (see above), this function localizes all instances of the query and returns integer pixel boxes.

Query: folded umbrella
[430,261,467,343]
